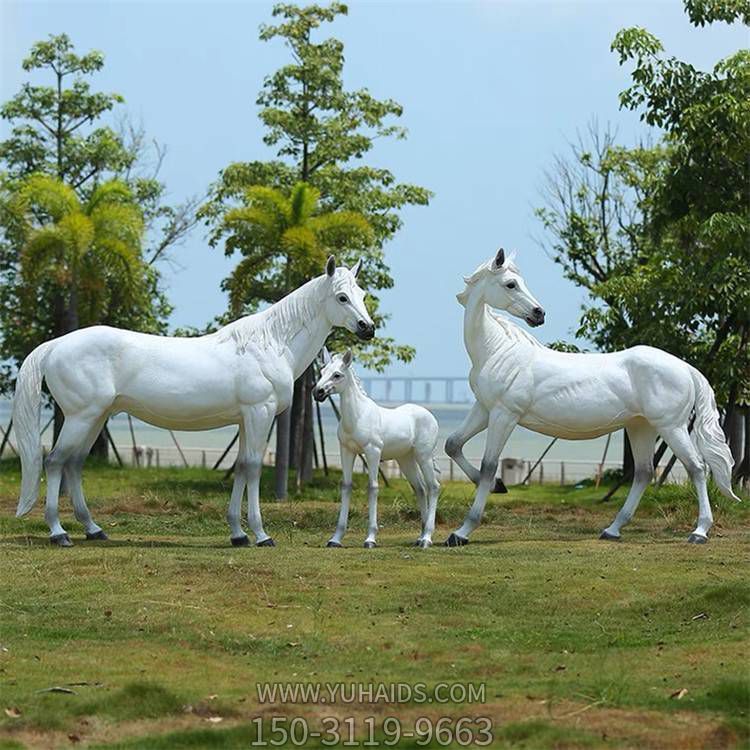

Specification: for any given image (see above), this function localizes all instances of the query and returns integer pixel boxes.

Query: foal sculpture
[445,248,739,547]
[314,350,440,548]
[14,257,375,547]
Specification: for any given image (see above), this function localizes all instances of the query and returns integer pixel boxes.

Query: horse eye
[506,282,517,290]
[337,294,349,304]
[333,372,342,379]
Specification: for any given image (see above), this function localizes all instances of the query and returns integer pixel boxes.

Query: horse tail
[690,367,740,502]
[14,341,53,517]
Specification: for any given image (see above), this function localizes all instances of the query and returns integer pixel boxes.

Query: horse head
[314,349,353,401]
[323,256,375,340]
[459,248,545,327]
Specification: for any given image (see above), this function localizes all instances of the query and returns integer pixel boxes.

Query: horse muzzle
[526,307,545,327]
[314,387,329,402]
[356,321,376,340]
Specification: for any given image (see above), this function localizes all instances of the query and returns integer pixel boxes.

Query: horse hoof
[687,533,708,544]
[445,533,468,547]
[231,535,250,547]
[363,541,377,549]
[599,530,621,541]
[50,533,73,547]
[326,540,343,548]
[493,478,508,494]
[418,539,432,549]
[85,530,108,541]
[257,537,276,547]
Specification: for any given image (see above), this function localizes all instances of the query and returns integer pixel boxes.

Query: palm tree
[16,174,145,334]
[219,181,374,496]
[14,174,147,448]
[221,181,373,316]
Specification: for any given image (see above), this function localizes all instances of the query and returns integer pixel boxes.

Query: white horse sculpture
[445,248,740,547]
[14,256,375,547]
[314,350,440,548]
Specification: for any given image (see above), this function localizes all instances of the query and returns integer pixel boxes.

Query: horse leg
[601,421,657,540]
[447,408,517,546]
[242,403,276,547]
[44,415,100,546]
[327,446,355,547]
[66,414,109,539]
[363,446,382,548]
[660,424,713,543]
[227,428,249,546]
[445,400,505,493]
[416,452,440,549]
[397,454,427,545]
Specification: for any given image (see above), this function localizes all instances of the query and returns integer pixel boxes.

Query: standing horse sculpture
[314,350,440,548]
[14,256,375,547]
[445,248,740,547]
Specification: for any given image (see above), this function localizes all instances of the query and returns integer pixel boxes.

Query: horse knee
[633,465,653,485]
[445,433,462,459]
[480,457,498,483]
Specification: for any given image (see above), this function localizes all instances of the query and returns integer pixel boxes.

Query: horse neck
[462,284,494,366]
[273,278,332,379]
[462,283,531,368]
[339,370,371,429]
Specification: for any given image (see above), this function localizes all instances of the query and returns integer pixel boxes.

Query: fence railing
[91,443,688,486]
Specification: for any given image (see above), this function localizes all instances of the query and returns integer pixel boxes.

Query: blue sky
[1,1,745,376]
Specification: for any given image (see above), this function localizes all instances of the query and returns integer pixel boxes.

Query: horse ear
[494,248,506,269]
[321,347,332,365]
[351,258,362,278]
[342,349,353,368]
[326,255,336,277]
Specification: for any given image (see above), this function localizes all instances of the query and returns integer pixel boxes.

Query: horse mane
[456,253,519,306]
[216,276,325,355]
[348,368,370,399]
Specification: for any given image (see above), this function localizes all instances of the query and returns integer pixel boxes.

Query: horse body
[14,258,375,547]
[43,326,275,430]
[314,351,440,548]
[446,249,739,547]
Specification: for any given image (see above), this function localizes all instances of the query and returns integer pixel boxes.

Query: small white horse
[314,350,440,548]
[14,257,375,547]
[445,248,740,546]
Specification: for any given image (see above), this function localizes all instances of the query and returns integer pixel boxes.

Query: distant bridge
[359,376,472,405]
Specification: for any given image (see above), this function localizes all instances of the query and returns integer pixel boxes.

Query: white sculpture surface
[445,248,740,546]
[13,257,375,547]
[314,350,440,548]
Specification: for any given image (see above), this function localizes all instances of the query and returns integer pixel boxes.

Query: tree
[220,182,373,318]
[11,174,148,334]
[0,34,196,454]
[201,3,430,497]
[536,0,749,481]
[217,181,373,487]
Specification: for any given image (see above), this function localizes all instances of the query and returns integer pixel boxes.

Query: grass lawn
[0,459,747,749]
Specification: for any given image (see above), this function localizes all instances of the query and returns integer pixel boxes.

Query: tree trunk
[274,409,291,500]
[289,375,305,473]
[301,367,315,483]
[726,403,743,466]
[742,408,750,489]
[622,429,633,479]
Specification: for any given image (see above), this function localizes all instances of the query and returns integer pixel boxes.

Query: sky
[1,0,746,377]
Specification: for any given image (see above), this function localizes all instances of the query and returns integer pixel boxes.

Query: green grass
[0,460,748,749]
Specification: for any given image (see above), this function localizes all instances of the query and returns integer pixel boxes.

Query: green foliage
[683,0,750,26]
[0,33,129,189]
[538,1,750,406]
[7,174,155,334]
[0,35,193,395]
[200,3,430,370]
[218,181,373,316]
